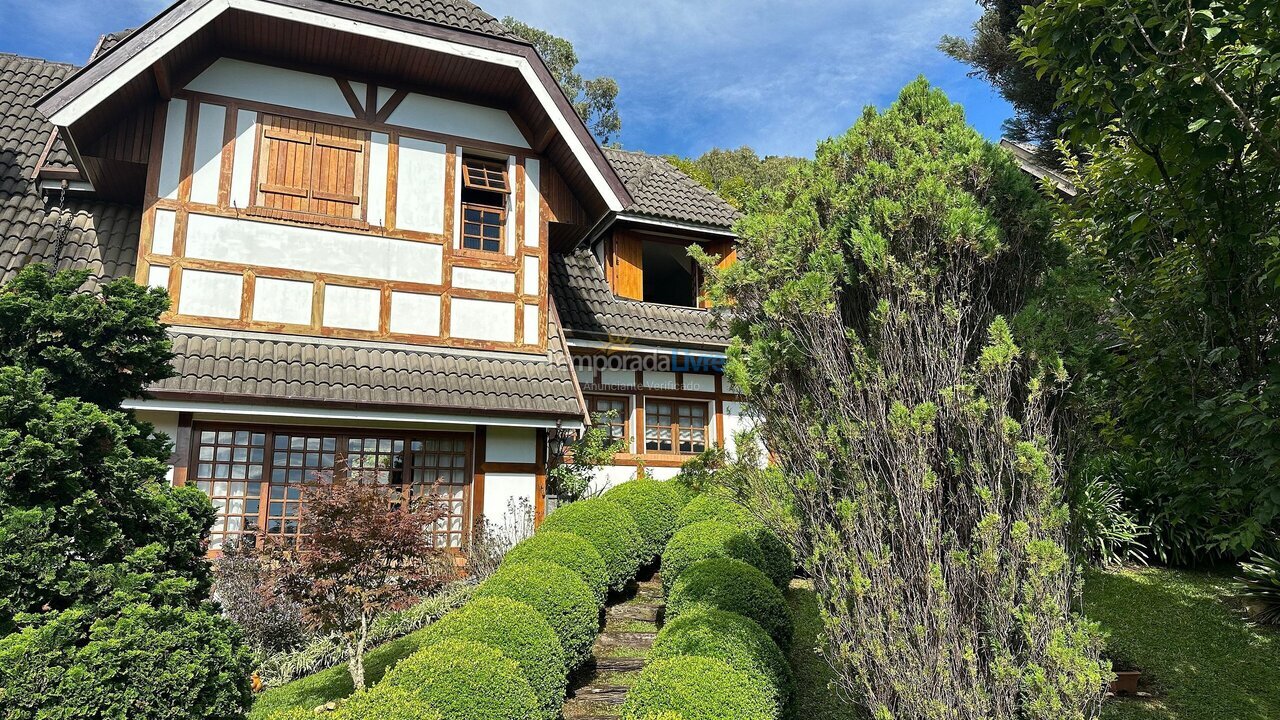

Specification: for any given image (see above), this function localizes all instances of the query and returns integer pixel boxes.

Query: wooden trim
[535,428,547,525]
[171,411,194,487]
[471,426,487,539]
[336,78,365,118]
[373,88,409,124]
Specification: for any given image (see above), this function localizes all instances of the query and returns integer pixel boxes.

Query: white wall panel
[388,92,530,148]
[451,298,515,343]
[253,277,313,326]
[184,213,443,285]
[323,285,380,331]
[179,270,242,319]
[523,158,541,247]
[643,371,678,389]
[482,472,537,533]
[152,209,176,255]
[486,427,537,464]
[190,103,226,205]
[186,59,355,118]
[395,137,446,233]
[389,292,441,336]
[158,98,187,200]
[229,109,258,210]
[575,367,595,386]
[683,373,716,393]
[367,133,390,227]
[601,369,636,388]
[453,267,515,293]
[523,305,540,345]
[589,465,639,496]
[523,256,540,296]
[147,265,170,290]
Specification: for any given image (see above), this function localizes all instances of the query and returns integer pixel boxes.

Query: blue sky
[1,0,1012,159]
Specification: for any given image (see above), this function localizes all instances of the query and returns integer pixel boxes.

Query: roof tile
[603,147,740,229]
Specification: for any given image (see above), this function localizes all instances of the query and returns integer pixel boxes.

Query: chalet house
[0,0,745,550]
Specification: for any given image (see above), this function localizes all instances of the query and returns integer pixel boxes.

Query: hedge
[620,656,774,720]
[666,558,794,651]
[603,479,685,563]
[661,520,767,595]
[420,597,566,720]
[539,498,644,592]
[380,639,537,720]
[502,531,609,606]
[750,527,795,589]
[335,686,443,720]
[676,493,752,529]
[473,559,599,670]
[649,607,793,717]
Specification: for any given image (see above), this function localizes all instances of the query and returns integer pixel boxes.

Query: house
[0,0,744,551]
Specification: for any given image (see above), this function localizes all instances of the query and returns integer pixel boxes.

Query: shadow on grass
[1085,567,1280,720]
[786,582,863,720]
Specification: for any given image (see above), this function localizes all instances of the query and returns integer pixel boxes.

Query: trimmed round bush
[620,656,773,720]
[381,639,537,720]
[750,527,795,589]
[503,531,609,606]
[661,520,767,595]
[650,608,793,716]
[604,480,685,563]
[421,597,566,720]
[540,498,644,592]
[337,686,443,720]
[474,559,599,670]
[666,558,793,651]
[676,492,752,529]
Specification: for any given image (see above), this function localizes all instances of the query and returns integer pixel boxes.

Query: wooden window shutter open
[700,239,738,308]
[257,115,367,221]
[609,231,644,301]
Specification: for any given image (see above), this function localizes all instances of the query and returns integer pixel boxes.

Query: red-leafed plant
[261,480,457,690]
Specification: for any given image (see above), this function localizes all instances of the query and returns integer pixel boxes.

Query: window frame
[643,398,710,455]
[459,202,508,254]
[586,394,631,446]
[187,423,473,551]
[456,153,513,257]
[461,158,512,194]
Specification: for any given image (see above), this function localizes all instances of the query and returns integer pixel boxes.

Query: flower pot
[1110,671,1141,696]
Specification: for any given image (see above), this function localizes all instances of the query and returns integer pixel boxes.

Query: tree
[708,80,1108,719]
[1016,0,1280,561]
[940,0,1066,156]
[0,264,253,719]
[668,147,803,211]
[504,17,622,144]
[260,481,456,691]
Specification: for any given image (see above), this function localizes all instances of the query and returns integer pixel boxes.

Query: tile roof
[151,308,584,418]
[603,147,741,230]
[1,53,581,420]
[327,0,515,38]
[550,249,732,350]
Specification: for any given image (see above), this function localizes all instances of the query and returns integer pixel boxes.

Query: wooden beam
[336,78,365,118]
[152,61,172,99]
[373,89,409,124]
[171,411,194,487]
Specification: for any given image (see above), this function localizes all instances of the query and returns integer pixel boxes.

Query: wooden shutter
[609,230,644,301]
[700,239,738,308]
[256,115,366,222]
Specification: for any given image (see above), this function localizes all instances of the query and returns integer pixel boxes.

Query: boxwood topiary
[660,520,767,594]
[381,639,537,720]
[604,480,685,563]
[474,559,599,670]
[750,527,795,589]
[666,558,793,651]
[649,607,793,716]
[503,531,609,606]
[420,597,566,720]
[337,686,443,720]
[676,492,753,529]
[620,656,773,720]
[539,498,644,592]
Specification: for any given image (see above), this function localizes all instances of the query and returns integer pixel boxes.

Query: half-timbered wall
[136,58,553,352]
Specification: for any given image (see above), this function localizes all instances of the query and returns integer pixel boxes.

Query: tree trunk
[346,613,369,691]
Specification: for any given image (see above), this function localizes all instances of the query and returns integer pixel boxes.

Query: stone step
[594,631,657,649]
[607,603,661,623]
[561,697,620,720]
[594,656,647,672]
[572,686,629,705]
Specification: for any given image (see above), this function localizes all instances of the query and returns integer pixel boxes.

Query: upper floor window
[586,395,630,444]
[254,114,368,226]
[645,399,708,454]
[460,156,510,254]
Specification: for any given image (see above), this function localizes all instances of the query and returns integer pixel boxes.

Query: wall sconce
[547,420,575,465]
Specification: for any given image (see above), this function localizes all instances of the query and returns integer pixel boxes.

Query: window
[645,400,708,454]
[587,395,630,443]
[255,114,367,224]
[460,156,510,254]
[191,426,470,550]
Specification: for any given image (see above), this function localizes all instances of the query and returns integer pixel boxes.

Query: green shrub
[337,686,442,719]
[420,597,566,720]
[604,480,685,563]
[666,558,793,651]
[381,639,537,720]
[750,527,795,589]
[0,603,254,720]
[661,520,766,594]
[540,498,644,592]
[621,656,773,720]
[650,607,793,716]
[676,492,752,529]
[503,531,609,605]
[1238,547,1280,625]
[265,711,319,720]
[474,559,599,670]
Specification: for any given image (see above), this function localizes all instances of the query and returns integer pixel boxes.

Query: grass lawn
[1086,566,1280,720]
[248,627,433,720]
[786,581,861,720]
